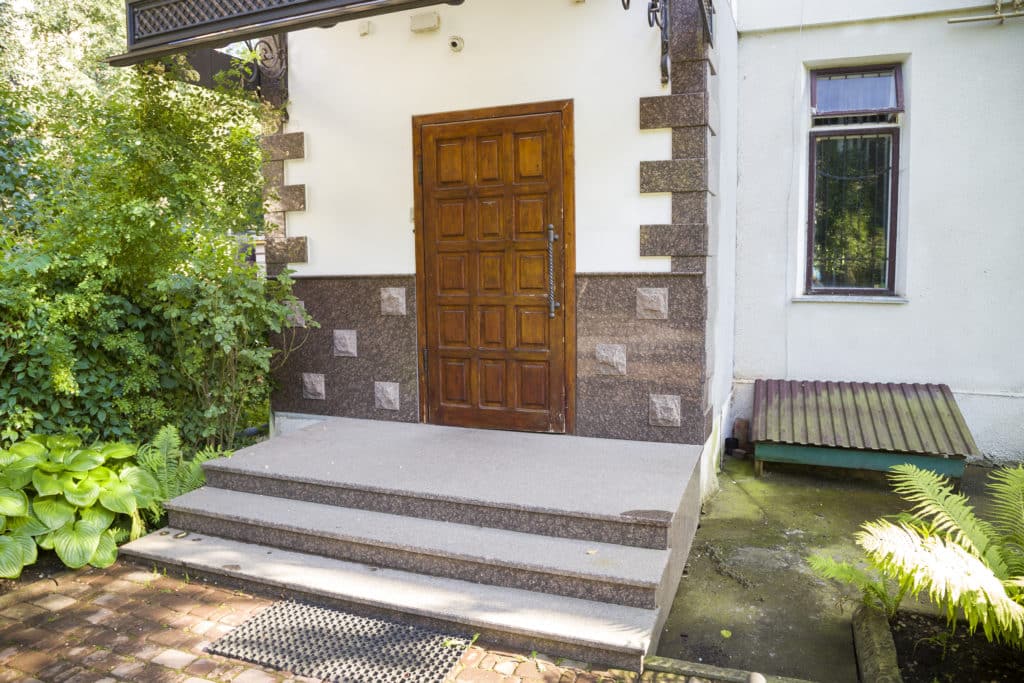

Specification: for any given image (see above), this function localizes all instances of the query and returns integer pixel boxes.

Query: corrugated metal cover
[752,380,980,458]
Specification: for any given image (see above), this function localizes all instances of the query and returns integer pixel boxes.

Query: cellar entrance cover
[207,600,471,682]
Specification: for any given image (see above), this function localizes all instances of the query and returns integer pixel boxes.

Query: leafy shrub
[0,434,159,577]
[0,62,312,450]
[136,425,228,526]
[813,464,1024,649]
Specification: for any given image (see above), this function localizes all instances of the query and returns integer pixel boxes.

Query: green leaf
[88,530,118,569]
[3,455,41,489]
[79,506,115,533]
[63,449,105,472]
[44,435,82,452]
[60,476,101,508]
[32,470,63,497]
[119,466,159,509]
[54,519,103,569]
[98,481,137,515]
[0,535,29,579]
[0,488,29,516]
[35,459,65,474]
[36,531,55,550]
[9,441,46,459]
[100,443,136,460]
[5,513,50,537]
[33,496,76,530]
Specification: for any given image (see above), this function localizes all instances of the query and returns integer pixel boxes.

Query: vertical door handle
[547,224,561,319]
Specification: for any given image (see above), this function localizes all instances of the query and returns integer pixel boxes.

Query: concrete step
[166,488,670,609]
[122,529,658,670]
[203,417,702,549]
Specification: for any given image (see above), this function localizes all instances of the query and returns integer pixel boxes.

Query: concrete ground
[656,455,992,682]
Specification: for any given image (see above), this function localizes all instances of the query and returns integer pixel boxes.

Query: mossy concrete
[655,457,991,682]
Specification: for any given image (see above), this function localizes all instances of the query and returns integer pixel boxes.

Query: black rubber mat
[206,600,472,682]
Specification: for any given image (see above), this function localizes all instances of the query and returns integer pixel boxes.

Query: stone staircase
[122,417,702,670]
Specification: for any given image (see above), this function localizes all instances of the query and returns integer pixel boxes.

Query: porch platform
[123,417,702,669]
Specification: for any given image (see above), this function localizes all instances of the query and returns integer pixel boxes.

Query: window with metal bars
[807,65,903,295]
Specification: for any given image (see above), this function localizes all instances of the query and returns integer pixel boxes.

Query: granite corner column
[629,0,716,442]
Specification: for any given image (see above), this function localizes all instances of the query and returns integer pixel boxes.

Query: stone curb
[644,655,816,683]
[851,606,903,683]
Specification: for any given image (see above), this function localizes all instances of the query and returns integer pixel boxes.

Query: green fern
[852,464,1024,650]
[135,425,229,525]
[888,464,1008,579]
[988,466,1024,576]
[809,554,909,618]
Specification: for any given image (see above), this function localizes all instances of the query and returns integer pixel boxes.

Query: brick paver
[0,561,638,682]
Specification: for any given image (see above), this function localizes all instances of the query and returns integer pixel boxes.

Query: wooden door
[414,102,574,433]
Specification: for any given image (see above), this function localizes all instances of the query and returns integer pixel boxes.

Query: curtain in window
[816,72,897,114]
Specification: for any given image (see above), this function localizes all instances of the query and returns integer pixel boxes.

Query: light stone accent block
[286,300,306,328]
[649,395,682,427]
[595,344,627,376]
[375,382,401,411]
[332,330,358,357]
[301,373,325,401]
[636,288,669,320]
[381,288,407,316]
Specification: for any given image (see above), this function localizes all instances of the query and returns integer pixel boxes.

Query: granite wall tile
[261,132,305,161]
[264,184,307,213]
[639,93,707,130]
[639,159,707,194]
[265,236,308,265]
[272,276,418,423]
[576,273,707,444]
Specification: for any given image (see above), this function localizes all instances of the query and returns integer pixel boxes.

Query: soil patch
[0,550,66,598]
[892,611,1024,683]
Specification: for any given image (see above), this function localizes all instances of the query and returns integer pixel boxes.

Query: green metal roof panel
[751,379,981,458]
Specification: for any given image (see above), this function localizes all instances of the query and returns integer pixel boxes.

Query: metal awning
[752,379,981,459]
[110,0,465,66]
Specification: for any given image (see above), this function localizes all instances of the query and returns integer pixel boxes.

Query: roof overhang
[110,0,466,67]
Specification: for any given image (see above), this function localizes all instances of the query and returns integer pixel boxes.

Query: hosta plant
[813,463,1024,650]
[0,434,160,577]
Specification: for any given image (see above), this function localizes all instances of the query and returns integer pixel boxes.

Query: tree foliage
[1,8,312,449]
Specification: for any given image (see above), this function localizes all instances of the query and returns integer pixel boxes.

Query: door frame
[411,99,576,433]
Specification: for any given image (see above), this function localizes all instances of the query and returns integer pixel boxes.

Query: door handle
[547,224,561,319]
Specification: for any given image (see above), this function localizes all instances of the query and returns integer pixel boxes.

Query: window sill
[791,295,909,305]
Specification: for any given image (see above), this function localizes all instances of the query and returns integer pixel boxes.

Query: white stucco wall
[284,0,673,276]
[733,6,1024,461]
[699,0,740,498]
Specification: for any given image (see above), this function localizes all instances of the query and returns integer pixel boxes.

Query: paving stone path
[0,561,654,683]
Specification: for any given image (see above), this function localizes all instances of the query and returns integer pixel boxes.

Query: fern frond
[888,464,1008,579]
[809,555,875,591]
[988,465,1024,576]
[858,519,1024,648]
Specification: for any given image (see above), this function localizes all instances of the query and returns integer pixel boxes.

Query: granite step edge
[202,468,672,550]
[165,490,667,589]
[201,462,675,528]
[121,529,657,669]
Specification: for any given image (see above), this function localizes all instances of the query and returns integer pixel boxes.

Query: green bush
[0,61,312,450]
[0,434,159,577]
[812,464,1024,650]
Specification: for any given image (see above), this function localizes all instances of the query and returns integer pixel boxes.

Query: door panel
[419,110,568,432]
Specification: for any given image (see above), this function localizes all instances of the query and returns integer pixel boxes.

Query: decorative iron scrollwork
[622,1,670,85]
[242,34,289,110]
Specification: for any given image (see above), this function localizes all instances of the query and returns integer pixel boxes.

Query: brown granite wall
[271,276,419,423]
[575,273,706,444]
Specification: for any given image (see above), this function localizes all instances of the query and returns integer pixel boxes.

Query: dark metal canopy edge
[110,0,465,66]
